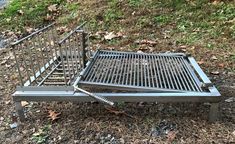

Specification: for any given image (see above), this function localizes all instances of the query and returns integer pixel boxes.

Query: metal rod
[58,43,68,85]
[20,43,32,84]
[42,31,51,67]
[167,57,181,90]
[175,57,193,91]
[100,52,113,83]
[81,32,87,68]
[11,23,55,46]
[37,33,47,71]
[64,41,72,84]
[178,58,197,91]
[12,45,24,86]
[74,86,114,106]
[110,52,121,84]
[172,57,190,91]
[89,51,106,82]
[32,36,43,77]
[37,62,62,86]
[67,36,76,76]
[73,33,80,74]
[161,56,174,89]
[51,27,59,60]
[47,29,56,66]
[25,38,38,84]
[59,21,87,44]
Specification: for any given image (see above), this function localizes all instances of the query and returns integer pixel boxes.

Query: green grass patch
[104,0,123,23]
[128,0,143,7]
[0,0,80,32]
[154,15,172,26]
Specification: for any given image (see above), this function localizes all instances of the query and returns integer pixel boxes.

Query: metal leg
[209,103,219,122]
[15,101,25,122]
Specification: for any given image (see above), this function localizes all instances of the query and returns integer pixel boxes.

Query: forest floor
[0,0,234,143]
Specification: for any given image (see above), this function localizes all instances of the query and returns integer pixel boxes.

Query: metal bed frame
[12,22,221,122]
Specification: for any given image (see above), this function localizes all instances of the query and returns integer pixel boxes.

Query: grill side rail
[12,22,90,87]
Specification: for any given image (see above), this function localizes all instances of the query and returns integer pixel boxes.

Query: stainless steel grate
[78,50,203,92]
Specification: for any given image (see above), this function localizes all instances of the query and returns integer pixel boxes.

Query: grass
[0,0,79,32]
[0,0,234,67]
[31,124,51,144]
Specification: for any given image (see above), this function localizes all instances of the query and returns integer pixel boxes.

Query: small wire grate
[79,50,203,92]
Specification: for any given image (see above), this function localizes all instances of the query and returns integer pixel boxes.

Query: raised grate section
[79,50,203,92]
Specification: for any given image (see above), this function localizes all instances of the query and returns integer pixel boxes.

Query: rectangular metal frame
[13,54,220,103]
[11,22,221,122]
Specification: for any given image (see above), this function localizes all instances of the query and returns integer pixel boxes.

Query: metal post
[81,31,87,68]
[209,103,219,122]
[15,101,25,121]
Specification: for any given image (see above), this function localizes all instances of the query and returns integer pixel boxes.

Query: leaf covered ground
[0,0,235,143]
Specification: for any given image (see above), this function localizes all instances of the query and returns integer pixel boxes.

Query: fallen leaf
[48,4,57,12]
[45,14,52,21]
[211,0,220,5]
[1,60,7,65]
[218,63,225,68]
[211,55,218,60]
[211,71,220,75]
[105,107,124,115]
[33,129,43,136]
[5,100,11,105]
[48,110,61,121]
[225,97,235,103]
[135,39,157,46]
[10,122,18,129]
[105,107,136,119]
[232,130,235,136]
[26,27,33,33]
[56,26,68,34]
[167,131,176,143]
[50,40,54,46]
[104,32,117,40]
[197,60,205,65]
[21,101,29,107]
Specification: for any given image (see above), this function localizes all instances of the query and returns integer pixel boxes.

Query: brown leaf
[21,101,29,107]
[218,63,225,68]
[211,55,218,60]
[167,131,176,143]
[45,14,52,21]
[1,60,7,65]
[48,110,61,121]
[5,100,11,105]
[25,27,33,33]
[105,107,124,115]
[135,39,157,46]
[197,60,205,65]
[105,107,136,119]
[48,4,57,12]
[56,26,68,34]
[211,71,220,75]
[104,32,117,40]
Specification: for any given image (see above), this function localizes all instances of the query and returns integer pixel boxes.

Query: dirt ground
[0,0,235,143]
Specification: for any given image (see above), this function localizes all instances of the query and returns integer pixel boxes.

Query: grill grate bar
[80,51,203,92]
[168,57,181,90]
[175,57,193,91]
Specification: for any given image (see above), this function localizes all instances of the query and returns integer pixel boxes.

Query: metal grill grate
[79,50,203,92]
